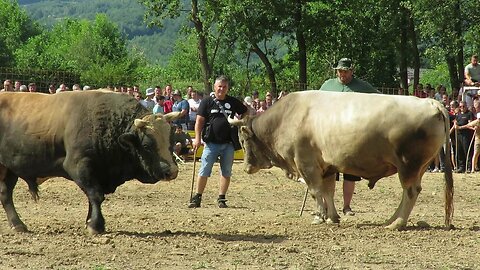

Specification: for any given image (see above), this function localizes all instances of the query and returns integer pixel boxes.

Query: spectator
[83,85,91,91]
[453,101,475,173]
[466,101,480,173]
[133,92,143,102]
[173,125,192,160]
[140,88,156,110]
[265,92,274,108]
[414,83,426,98]
[171,90,190,130]
[319,57,378,216]
[397,87,406,95]
[153,95,166,114]
[56,83,66,93]
[464,54,480,87]
[154,86,163,102]
[164,84,173,100]
[14,80,21,92]
[187,90,202,130]
[188,75,248,209]
[449,100,460,169]
[185,85,194,100]
[441,94,450,108]
[126,86,134,96]
[72,84,81,91]
[1,80,13,92]
[19,85,28,92]
[243,96,257,115]
[48,84,56,94]
[28,83,37,92]
[163,95,174,113]
[252,90,260,110]
[133,85,140,93]
[434,85,446,101]
[256,100,268,115]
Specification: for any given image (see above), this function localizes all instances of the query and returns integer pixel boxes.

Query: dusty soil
[1,162,479,270]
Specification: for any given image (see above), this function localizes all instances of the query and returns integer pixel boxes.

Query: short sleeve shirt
[320,77,378,93]
[456,110,475,135]
[465,63,480,82]
[172,99,190,125]
[197,95,248,144]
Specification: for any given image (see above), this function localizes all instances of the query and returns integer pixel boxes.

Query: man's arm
[193,115,205,149]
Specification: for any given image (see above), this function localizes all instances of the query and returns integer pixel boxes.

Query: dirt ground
[1,161,479,270]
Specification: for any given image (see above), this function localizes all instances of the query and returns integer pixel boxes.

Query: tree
[0,0,41,67]
[140,0,218,92]
[15,14,144,87]
[413,0,480,89]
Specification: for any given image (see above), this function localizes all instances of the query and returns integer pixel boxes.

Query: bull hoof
[384,219,406,230]
[87,225,104,235]
[311,215,325,224]
[326,217,340,224]
[11,224,29,233]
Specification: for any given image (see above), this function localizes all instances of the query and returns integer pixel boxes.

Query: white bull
[230,91,454,230]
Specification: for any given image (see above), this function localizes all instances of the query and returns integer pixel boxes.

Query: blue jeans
[198,142,235,177]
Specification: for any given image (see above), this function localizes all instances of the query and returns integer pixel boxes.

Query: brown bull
[0,91,181,234]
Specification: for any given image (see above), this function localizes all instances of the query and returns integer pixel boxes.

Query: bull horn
[134,119,149,128]
[163,111,182,122]
[228,117,247,126]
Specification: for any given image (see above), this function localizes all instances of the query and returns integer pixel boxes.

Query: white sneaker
[432,168,439,173]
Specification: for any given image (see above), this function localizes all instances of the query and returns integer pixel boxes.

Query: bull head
[227,116,272,173]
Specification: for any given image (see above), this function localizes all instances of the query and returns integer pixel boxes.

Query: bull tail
[440,106,454,229]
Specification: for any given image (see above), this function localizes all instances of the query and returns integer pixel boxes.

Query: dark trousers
[457,132,473,171]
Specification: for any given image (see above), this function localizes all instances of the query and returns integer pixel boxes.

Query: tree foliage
[15,14,144,87]
[8,0,480,93]
[0,0,41,67]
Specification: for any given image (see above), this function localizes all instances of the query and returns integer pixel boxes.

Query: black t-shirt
[456,110,475,135]
[197,95,247,144]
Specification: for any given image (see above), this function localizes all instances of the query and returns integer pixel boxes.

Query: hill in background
[19,0,186,65]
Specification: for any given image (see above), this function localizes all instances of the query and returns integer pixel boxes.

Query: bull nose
[168,169,179,180]
[245,165,259,174]
[163,166,178,181]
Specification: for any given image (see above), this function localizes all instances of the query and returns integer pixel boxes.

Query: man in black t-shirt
[188,75,247,208]
[453,101,475,173]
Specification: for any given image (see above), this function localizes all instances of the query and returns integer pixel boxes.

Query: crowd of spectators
[2,54,479,170]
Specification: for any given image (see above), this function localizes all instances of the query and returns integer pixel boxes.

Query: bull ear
[118,133,139,150]
[163,111,182,122]
[240,126,254,139]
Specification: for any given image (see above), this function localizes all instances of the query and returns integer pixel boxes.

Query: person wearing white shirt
[187,90,202,130]
[140,88,156,110]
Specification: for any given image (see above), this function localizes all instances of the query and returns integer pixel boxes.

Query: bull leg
[385,171,423,230]
[78,184,105,235]
[65,157,106,234]
[0,170,28,232]
[308,174,340,225]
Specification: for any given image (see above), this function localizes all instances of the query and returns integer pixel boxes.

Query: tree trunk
[191,0,211,93]
[398,7,409,92]
[408,15,420,90]
[295,0,307,91]
[446,54,458,90]
[250,43,277,94]
[454,0,464,88]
